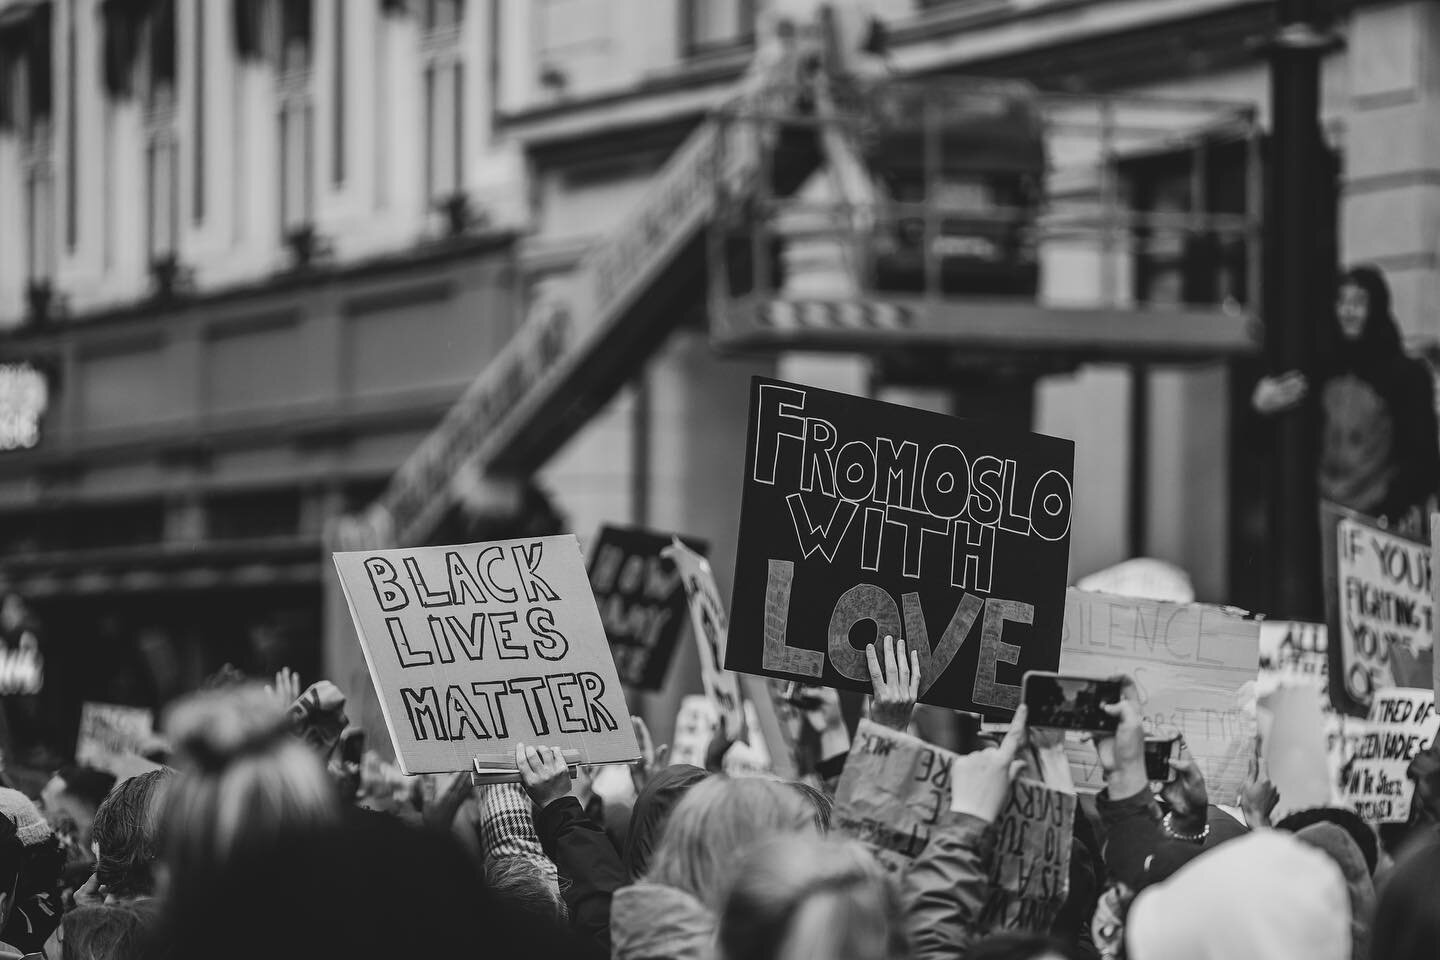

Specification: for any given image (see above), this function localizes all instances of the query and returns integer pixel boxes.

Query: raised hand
[866,634,920,733]
[265,667,302,709]
[1094,678,1147,800]
[950,704,1028,823]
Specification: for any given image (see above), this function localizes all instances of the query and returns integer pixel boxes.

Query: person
[51,900,162,960]
[963,934,1091,960]
[1370,833,1440,960]
[1122,831,1350,960]
[159,801,585,960]
[610,776,818,960]
[620,764,708,882]
[717,836,907,960]
[40,766,115,901]
[156,684,340,911]
[88,770,172,903]
[0,787,65,953]
[1252,264,1440,535]
[1294,822,1374,960]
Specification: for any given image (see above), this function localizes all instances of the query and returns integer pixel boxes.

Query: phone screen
[1144,737,1178,781]
[1022,673,1123,732]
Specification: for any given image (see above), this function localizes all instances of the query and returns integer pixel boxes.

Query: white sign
[0,363,47,452]
[664,539,746,737]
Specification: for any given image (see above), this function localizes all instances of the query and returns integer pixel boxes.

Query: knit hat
[1126,831,1350,960]
[0,787,53,847]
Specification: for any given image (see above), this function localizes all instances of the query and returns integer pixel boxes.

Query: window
[143,0,179,264]
[421,0,464,207]
[681,0,754,57]
[276,0,314,235]
[279,0,313,76]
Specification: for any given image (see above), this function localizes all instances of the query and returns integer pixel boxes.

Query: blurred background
[0,0,1412,763]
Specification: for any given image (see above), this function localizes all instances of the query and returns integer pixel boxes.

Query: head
[965,933,1091,960]
[1371,833,1440,960]
[0,786,65,906]
[792,781,833,832]
[56,901,161,960]
[646,776,818,909]
[1275,806,1379,875]
[483,856,563,922]
[158,685,339,898]
[92,770,173,900]
[162,809,575,960]
[1335,265,1401,351]
[622,764,707,881]
[43,767,117,840]
[1125,831,1349,960]
[718,837,905,960]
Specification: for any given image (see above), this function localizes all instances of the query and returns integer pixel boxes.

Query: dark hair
[92,770,173,899]
[56,767,119,812]
[792,781,833,832]
[1275,807,1378,875]
[61,901,162,960]
[1371,834,1440,960]
[1332,264,1404,364]
[965,933,1091,960]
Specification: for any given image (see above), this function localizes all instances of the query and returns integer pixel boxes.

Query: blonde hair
[159,685,339,889]
[646,776,817,909]
[718,837,908,960]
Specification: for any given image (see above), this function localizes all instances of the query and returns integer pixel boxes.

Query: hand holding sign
[951,705,1028,823]
[867,635,919,733]
[517,743,573,808]
[1160,740,1209,830]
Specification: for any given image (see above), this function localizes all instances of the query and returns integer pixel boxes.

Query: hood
[610,882,714,960]
[623,765,707,881]
[1297,822,1376,960]
[1126,831,1350,960]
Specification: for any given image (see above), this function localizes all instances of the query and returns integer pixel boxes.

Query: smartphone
[1020,672,1123,733]
[955,711,983,755]
[1144,736,1179,782]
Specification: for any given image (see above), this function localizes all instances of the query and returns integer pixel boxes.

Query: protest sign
[1322,503,1433,717]
[666,694,774,776]
[75,703,156,776]
[728,377,1075,717]
[1342,687,1439,823]
[833,720,964,874]
[977,776,1076,936]
[587,526,706,690]
[333,536,640,775]
[664,539,747,737]
[1059,588,1260,805]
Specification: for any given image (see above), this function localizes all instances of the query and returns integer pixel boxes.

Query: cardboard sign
[664,539,747,736]
[587,527,707,690]
[1059,589,1260,806]
[977,776,1076,936]
[833,721,964,874]
[75,703,155,776]
[728,377,1075,717]
[1342,688,1439,823]
[332,536,640,775]
[666,694,773,776]
[1323,504,1434,717]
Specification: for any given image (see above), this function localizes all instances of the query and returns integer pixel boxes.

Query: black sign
[726,377,1074,718]
[588,526,708,690]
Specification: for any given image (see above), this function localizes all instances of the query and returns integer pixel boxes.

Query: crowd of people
[0,637,1430,960]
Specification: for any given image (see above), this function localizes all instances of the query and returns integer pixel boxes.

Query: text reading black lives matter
[361,542,621,745]
[727,378,1075,717]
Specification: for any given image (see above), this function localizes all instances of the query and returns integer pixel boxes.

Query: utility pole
[1264,0,1334,618]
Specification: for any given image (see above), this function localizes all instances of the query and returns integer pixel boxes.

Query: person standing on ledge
[1253,264,1440,538]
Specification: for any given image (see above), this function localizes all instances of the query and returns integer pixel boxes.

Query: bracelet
[1161,811,1210,844]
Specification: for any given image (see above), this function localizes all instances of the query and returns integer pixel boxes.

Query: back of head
[158,685,339,896]
[164,810,582,960]
[647,776,818,909]
[1276,806,1378,875]
[1372,833,1440,960]
[623,764,707,880]
[92,770,172,899]
[718,837,905,960]
[60,901,161,960]
[1125,831,1350,960]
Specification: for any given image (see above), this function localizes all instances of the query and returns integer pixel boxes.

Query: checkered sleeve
[476,784,565,918]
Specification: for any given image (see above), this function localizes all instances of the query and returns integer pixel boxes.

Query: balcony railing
[708,78,1262,327]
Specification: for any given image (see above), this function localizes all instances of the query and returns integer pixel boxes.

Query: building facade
[0,0,1434,751]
